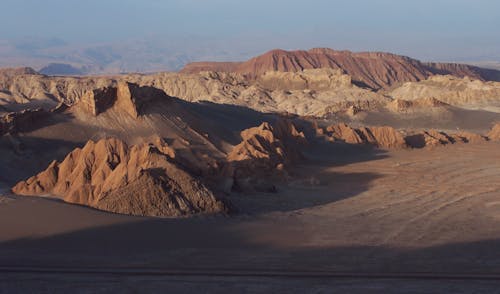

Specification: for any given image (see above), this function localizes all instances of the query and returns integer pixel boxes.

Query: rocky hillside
[0,68,387,117]
[389,75,500,112]
[181,48,500,90]
[12,137,228,217]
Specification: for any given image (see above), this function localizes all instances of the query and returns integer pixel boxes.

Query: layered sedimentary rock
[76,82,170,117]
[256,68,351,91]
[0,69,385,117]
[389,75,500,112]
[12,137,227,217]
[181,48,500,90]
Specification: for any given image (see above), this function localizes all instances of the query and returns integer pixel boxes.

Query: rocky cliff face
[76,82,171,118]
[12,137,227,217]
[181,48,500,90]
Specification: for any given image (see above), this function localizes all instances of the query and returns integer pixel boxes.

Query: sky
[1,0,499,63]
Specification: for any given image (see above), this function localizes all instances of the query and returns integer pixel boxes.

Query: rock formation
[12,137,228,217]
[316,123,490,149]
[226,120,306,192]
[0,69,386,117]
[76,82,171,117]
[488,123,500,140]
[181,48,500,90]
[389,75,500,112]
[79,87,118,116]
[0,108,49,136]
[318,123,407,149]
[404,129,489,148]
[386,97,449,113]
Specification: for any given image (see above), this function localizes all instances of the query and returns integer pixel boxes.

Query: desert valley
[1,47,500,292]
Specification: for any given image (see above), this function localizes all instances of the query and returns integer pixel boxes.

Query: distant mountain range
[0,36,260,75]
[1,36,499,86]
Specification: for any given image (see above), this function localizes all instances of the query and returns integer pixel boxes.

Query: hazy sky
[1,0,499,61]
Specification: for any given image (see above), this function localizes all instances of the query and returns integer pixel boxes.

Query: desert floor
[1,141,500,293]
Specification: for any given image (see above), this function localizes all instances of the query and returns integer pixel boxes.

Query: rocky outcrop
[0,108,49,136]
[358,126,408,149]
[387,97,449,113]
[317,123,490,149]
[389,76,500,112]
[12,137,227,217]
[181,48,500,90]
[226,120,306,192]
[404,129,489,148]
[130,70,386,117]
[453,132,489,144]
[488,123,500,140]
[79,87,118,116]
[0,70,385,117]
[318,124,407,149]
[405,130,455,148]
[76,82,170,117]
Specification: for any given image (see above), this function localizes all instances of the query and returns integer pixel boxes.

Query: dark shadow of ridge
[1,214,500,276]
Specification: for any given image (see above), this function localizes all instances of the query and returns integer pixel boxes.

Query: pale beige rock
[389,76,500,112]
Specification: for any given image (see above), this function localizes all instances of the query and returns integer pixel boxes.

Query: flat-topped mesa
[77,82,171,118]
[181,48,500,90]
[12,137,227,217]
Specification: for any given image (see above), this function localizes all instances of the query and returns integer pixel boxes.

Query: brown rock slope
[226,120,306,192]
[12,137,227,217]
[317,123,407,149]
[488,123,500,140]
[181,48,500,90]
[316,123,489,149]
[386,97,449,113]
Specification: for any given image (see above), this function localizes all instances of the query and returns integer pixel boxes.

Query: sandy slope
[1,141,500,292]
